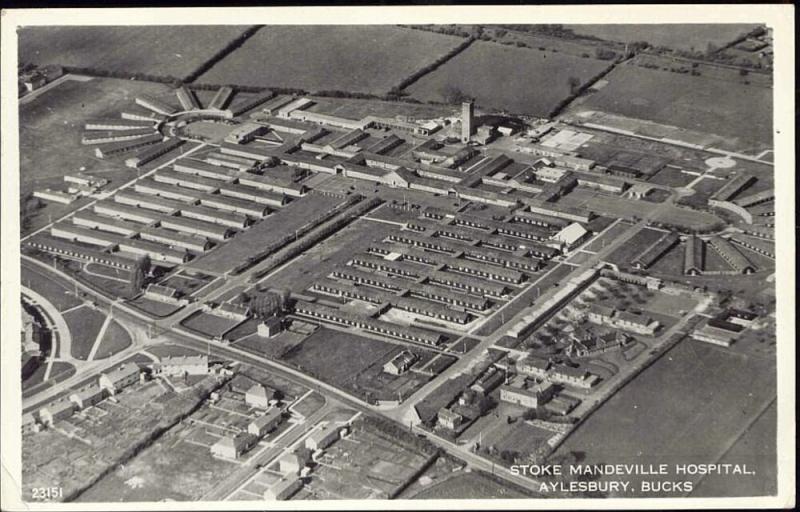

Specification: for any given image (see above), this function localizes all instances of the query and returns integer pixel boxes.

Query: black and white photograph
[1,5,794,510]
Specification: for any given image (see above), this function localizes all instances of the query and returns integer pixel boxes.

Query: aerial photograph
[10,18,783,506]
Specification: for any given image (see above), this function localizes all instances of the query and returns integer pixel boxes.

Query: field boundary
[183,25,262,83]
[393,36,477,94]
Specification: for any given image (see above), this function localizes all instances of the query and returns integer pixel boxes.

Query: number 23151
[31,487,62,500]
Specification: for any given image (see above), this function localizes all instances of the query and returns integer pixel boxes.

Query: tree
[567,76,581,94]
[441,84,469,105]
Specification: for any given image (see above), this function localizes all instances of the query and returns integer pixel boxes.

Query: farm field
[63,306,108,360]
[199,25,465,94]
[563,24,758,51]
[691,400,777,498]
[568,64,772,151]
[555,338,776,497]
[19,25,253,79]
[406,40,611,116]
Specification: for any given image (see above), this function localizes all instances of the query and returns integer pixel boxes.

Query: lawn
[19,25,253,79]
[181,311,242,338]
[406,40,611,116]
[63,306,108,360]
[126,296,183,317]
[281,327,409,402]
[93,320,132,359]
[678,176,725,209]
[554,338,776,497]
[647,166,697,188]
[199,25,466,94]
[691,399,776,498]
[563,24,758,51]
[22,264,82,311]
[571,63,772,150]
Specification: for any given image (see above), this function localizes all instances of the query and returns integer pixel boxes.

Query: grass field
[570,63,772,150]
[410,471,533,499]
[199,25,465,94]
[126,296,183,317]
[19,25,253,79]
[647,166,698,188]
[93,320,132,359]
[181,311,241,338]
[22,264,83,311]
[555,338,776,497]
[691,400,776,497]
[563,24,758,51]
[281,327,414,402]
[63,306,107,360]
[406,40,610,116]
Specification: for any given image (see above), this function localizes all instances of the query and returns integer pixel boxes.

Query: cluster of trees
[360,415,440,456]
[547,61,618,118]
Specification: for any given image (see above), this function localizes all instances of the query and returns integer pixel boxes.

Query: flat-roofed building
[72,211,140,236]
[230,91,277,117]
[125,138,185,169]
[138,226,212,252]
[217,182,286,208]
[85,118,156,131]
[94,134,164,159]
[176,85,201,111]
[135,178,204,202]
[200,193,270,217]
[94,199,162,223]
[159,216,234,241]
[112,190,187,214]
[153,169,223,193]
[174,158,240,181]
[135,95,178,116]
[117,238,189,264]
[82,128,156,145]
[51,224,119,248]
[237,173,307,197]
[179,204,251,229]
[25,235,144,270]
[33,189,77,205]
